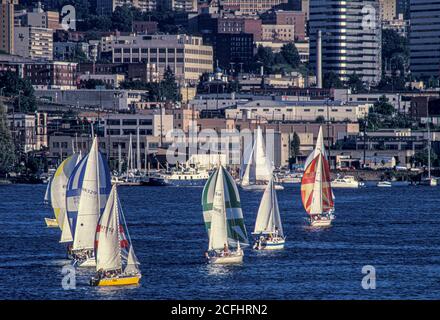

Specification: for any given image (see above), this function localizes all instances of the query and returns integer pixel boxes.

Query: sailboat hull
[309,218,332,228]
[91,275,141,287]
[254,238,285,250]
[241,184,284,191]
[208,250,244,264]
[45,218,58,228]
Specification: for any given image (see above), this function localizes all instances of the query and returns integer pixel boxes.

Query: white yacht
[377,181,392,188]
[331,175,363,188]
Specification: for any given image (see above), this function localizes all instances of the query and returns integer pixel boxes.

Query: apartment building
[14,26,53,60]
[0,0,15,54]
[110,34,213,82]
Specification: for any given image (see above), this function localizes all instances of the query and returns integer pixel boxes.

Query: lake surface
[0,183,439,300]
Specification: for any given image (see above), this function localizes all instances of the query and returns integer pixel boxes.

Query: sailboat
[202,165,249,264]
[47,153,83,241]
[44,176,58,227]
[66,137,112,267]
[252,178,285,250]
[240,126,284,191]
[90,185,141,286]
[420,118,437,186]
[301,126,335,228]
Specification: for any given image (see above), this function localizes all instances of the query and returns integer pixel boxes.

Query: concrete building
[221,0,289,15]
[309,0,382,85]
[224,100,370,123]
[217,15,262,41]
[0,0,15,54]
[380,0,397,22]
[7,112,48,153]
[110,34,213,82]
[164,0,197,12]
[79,73,125,89]
[54,42,90,61]
[261,24,295,42]
[35,89,147,111]
[96,0,157,15]
[14,26,53,60]
[261,10,306,41]
[26,3,60,30]
[409,0,440,79]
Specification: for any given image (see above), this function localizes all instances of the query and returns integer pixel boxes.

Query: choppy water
[0,183,440,300]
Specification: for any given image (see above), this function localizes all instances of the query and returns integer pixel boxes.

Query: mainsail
[95,185,138,273]
[253,179,284,236]
[50,153,82,243]
[202,166,249,249]
[66,137,111,251]
[241,127,273,186]
[301,126,334,215]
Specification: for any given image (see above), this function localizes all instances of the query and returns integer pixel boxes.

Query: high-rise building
[14,26,53,60]
[26,2,60,30]
[309,0,382,85]
[409,0,440,79]
[0,0,15,54]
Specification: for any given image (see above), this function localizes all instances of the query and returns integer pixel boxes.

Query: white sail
[60,214,73,243]
[96,185,122,271]
[309,128,324,214]
[255,127,273,181]
[72,138,105,251]
[124,245,140,274]
[208,167,229,251]
[254,179,284,236]
[241,127,272,185]
[44,177,51,204]
[51,154,81,233]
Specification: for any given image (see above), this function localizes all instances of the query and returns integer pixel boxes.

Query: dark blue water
[1,183,440,300]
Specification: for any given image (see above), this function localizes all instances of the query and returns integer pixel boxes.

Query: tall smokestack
[317,30,323,88]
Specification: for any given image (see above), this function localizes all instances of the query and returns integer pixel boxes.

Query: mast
[136,127,141,171]
[427,105,431,180]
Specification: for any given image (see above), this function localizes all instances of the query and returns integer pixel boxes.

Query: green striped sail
[202,166,249,247]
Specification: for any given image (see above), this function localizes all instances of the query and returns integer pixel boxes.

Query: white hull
[309,217,332,227]
[331,182,359,188]
[377,181,392,187]
[45,217,58,228]
[420,178,437,187]
[254,238,285,250]
[76,256,96,268]
[208,250,243,264]
[331,176,361,188]
[241,184,284,191]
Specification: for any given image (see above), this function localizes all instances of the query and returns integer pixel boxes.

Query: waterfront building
[224,100,370,123]
[6,112,48,153]
[309,0,382,85]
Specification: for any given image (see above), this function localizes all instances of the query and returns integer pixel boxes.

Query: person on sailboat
[222,243,230,256]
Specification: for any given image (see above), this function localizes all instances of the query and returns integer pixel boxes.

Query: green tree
[316,115,326,123]
[254,46,275,72]
[280,43,301,69]
[289,132,301,166]
[323,71,343,89]
[373,95,395,116]
[0,103,15,175]
[347,73,365,93]
[160,67,180,102]
[111,5,134,32]
[0,71,36,112]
